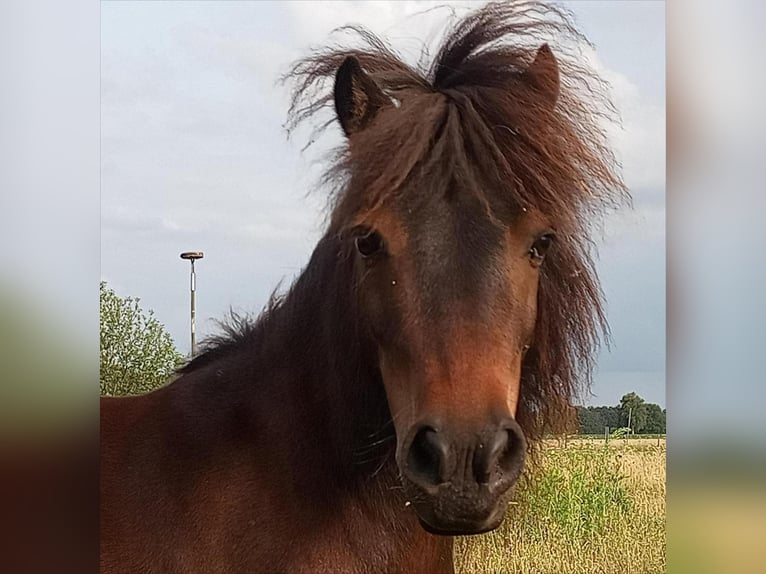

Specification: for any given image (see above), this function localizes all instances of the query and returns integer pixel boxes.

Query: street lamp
[180,251,204,356]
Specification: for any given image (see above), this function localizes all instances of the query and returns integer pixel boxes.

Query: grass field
[454,437,666,574]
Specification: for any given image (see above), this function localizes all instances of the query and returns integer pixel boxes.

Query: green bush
[513,446,632,541]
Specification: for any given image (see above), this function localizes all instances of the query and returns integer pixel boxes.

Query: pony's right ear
[334,56,391,136]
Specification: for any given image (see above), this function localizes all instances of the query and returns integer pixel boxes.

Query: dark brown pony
[100,2,626,572]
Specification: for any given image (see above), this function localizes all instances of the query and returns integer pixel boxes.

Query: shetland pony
[100,2,626,572]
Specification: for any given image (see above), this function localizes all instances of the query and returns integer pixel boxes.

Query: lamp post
[180,251,204,356]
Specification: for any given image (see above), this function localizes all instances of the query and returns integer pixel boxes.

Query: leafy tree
[576,406,594,434]
[577,406,602,434]
[594,406,623,431]
[643,403,666,434]
[576,406,624,434]
[619,392,648,434]
[100,281,183,396]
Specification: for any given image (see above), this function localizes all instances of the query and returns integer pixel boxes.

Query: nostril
[473,429,509,484]
[497,426,526,476]
[406,427,449,486]
[473,422,527,485]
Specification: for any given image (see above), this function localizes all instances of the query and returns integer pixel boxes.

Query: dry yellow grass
[455,438,666,574]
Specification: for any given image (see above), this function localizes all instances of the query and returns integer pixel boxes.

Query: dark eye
[355,230,386,258]
[528,233,555,264]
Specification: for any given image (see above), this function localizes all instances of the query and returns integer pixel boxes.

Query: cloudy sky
[101,1,665,408]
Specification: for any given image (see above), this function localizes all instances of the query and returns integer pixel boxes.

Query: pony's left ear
[524,44,560,109]
[334,56,392,136]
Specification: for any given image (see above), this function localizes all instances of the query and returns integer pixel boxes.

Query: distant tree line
[576,392,666,435]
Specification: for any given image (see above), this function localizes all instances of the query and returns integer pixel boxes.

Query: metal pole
[180,251,203,358]
[190,259,196,356]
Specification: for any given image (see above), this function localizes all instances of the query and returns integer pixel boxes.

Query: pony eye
[528,233,555,263]
[355,230,386,258]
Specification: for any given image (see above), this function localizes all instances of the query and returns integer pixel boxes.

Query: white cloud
[579,46,666,193]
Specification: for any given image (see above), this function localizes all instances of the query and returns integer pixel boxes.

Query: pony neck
[263,231,396,485]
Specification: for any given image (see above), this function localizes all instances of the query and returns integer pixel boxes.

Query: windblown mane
[184,0,628,443]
